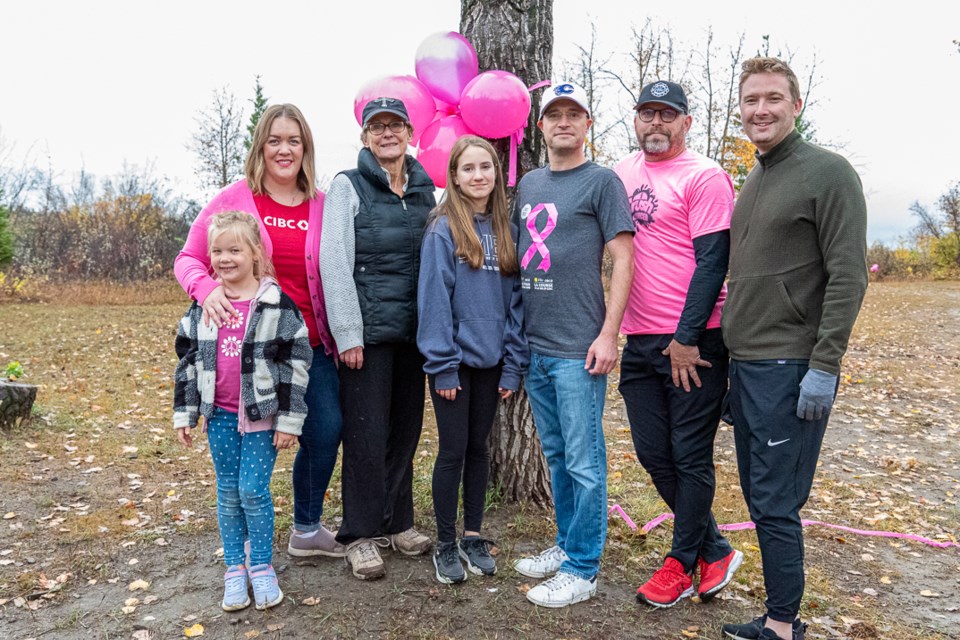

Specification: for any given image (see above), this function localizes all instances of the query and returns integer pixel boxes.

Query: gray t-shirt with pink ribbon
[513,161,633,359]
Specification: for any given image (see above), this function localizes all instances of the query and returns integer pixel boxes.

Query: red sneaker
[636,557,694,608]
[697,549,744,602]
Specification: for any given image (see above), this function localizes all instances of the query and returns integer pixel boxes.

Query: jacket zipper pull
[402,199,407,211]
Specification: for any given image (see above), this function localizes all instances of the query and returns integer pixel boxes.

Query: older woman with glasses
[320,97,437,580]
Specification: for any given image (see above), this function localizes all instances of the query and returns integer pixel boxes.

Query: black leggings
[429,364,502,543]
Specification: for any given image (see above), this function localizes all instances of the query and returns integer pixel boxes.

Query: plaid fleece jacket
[173,280,312,436]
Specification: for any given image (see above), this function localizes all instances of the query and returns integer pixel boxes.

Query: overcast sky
[2,1,958,245]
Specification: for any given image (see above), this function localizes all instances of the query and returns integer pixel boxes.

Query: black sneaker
[433,541,466,584]
[458,536,497,576]
[723,615,806,640]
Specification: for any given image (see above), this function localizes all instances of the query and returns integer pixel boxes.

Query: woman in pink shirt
[175,104,344,558]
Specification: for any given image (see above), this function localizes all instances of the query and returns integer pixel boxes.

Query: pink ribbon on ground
[607,506,960,549]
[520,203,558,271]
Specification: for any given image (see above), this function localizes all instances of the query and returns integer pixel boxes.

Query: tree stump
[0,381,37,433]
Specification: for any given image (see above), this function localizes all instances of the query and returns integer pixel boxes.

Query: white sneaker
[526,572,597,608]
[513,545,568,578]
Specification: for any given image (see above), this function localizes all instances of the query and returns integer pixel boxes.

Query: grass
[0,281,957,639]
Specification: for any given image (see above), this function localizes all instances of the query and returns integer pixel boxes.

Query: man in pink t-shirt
[614,81,742,609]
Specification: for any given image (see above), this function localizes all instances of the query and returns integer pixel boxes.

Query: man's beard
[641,133,671,154]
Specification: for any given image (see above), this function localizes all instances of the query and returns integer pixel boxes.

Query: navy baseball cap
[636,81,688,114]
[362,97,409,126]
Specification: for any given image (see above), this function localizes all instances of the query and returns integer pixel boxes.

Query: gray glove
[796,368,838,420]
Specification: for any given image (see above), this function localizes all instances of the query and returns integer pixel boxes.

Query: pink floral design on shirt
[220,336,242,358]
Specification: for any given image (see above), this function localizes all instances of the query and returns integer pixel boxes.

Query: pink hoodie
[174,179,335,357]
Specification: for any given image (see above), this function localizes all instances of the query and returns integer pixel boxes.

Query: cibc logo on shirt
[263,216,308,231]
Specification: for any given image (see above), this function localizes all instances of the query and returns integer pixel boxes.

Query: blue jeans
[207,408,278,567]
[293,347,343,532]
[524,353,608,579]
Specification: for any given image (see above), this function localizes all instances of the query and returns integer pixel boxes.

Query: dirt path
[0,282,957,639]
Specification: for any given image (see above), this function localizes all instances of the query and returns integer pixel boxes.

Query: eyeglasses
[637,107,681,123]
[366,121,407,135]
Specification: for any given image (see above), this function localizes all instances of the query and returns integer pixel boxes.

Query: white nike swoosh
[767,438,790,447]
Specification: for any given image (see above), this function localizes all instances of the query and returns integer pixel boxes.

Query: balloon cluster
[353,32,532,188]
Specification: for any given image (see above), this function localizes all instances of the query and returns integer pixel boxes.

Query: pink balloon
[435,96,458,116]
[415,32,479,105]
[460,70,531,139]
[416,115,474,189]
[353,75,436,146]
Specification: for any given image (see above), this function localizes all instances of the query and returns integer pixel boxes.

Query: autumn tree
[190,87,246,192]
[461,0,553,505]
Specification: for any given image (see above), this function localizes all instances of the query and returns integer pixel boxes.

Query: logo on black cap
[650,82,670,98]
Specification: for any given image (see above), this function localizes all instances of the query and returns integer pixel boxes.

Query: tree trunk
[461,0,554,506]
[0,381,37,433]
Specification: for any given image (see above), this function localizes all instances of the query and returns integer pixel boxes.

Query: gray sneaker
[345,539,386,580]
[287,525,347,558]
[433,541,466,584]
[723,615,807,640]
[458,536,497,576]
[389,527,432,556]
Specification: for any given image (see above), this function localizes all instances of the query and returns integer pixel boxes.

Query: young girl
[417,136,529,584]
[174,211,312,611]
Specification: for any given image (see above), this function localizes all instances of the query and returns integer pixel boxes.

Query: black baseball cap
[362,97,409,126]
[636,81,688,114]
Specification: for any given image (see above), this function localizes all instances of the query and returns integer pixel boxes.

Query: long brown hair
[432,136,518,276]
[244,104,317,197]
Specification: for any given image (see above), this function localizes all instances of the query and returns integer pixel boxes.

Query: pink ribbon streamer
[520,203,558,271]
[608,506,960,549]
[508,129,522,187]
[504,81,550,187]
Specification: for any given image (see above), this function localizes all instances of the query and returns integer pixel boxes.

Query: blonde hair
[245,103,317,197]
[431,136,518,276]
[207,211,275,280]
[739,56,801,102]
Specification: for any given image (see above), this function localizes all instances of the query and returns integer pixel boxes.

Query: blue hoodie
[417,213,528,391]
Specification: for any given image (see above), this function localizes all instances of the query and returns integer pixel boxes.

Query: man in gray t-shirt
[512,82,634,609]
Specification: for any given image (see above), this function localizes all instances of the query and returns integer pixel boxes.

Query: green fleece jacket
[722,130,867,376]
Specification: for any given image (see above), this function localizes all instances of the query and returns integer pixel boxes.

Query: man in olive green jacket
[720,57,867,640]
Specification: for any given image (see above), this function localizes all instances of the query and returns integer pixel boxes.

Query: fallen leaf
[128,579,150,591]
[920,590,940,598]
[121,605,136,614]
[517,583,531,594]
[124,597,140,607]
[142,595,159,604]
[266,624,284,632]
[301,596,320,606]
[132,630,151,640]
[183,623,204,637]
[880,576,892,584]
[3,513,16,520]
[243,631,259,639]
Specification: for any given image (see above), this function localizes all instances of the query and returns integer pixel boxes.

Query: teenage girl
[174,211,312,610]
[417,136,529,584]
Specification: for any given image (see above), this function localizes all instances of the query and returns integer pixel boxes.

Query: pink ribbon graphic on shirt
[521,203,558,272]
